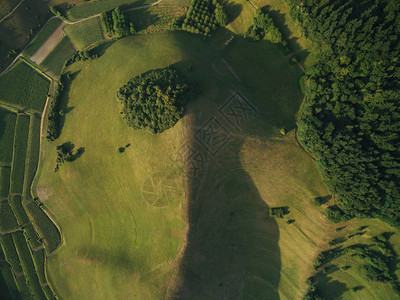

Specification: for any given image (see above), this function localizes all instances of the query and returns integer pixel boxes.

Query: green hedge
[0,234,22,275]
[10,115,30,195]
[24,19,63,57]
[0,109,17,165]
[9,196,30,226]
[24,201,61,254]
[23,116,41,200]
[12,232,46,300]
[23,224,42,250]
[0,201,19,233]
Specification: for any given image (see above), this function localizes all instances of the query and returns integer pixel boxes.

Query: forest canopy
[116,67,197,133]
[288,0,400,225]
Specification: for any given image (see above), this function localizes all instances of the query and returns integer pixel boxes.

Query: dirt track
[30,23,65,65]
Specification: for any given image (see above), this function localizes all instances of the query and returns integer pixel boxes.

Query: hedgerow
[117,67,198,133]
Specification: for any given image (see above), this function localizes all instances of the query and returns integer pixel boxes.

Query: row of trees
[101,7,135,38]
[47,75,67,141]
[168,0,228,37]
[287,0,400,225]
[116,67,198,133]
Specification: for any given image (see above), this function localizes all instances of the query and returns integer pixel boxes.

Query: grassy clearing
[0,234,23,275]
[0,61,50,112]
[24,18,63,57]
[23,116,41,200]
[10,115,30,195]
[0,167,11,198]
[41,37,76,77]
[24,200,61,254]
[12,231,46,300]
[67,0,153,20]
[64,17,104,50]
[0,109,16,165]
[0,200,19,233]
[9,195,31,226]
[33,28,328,299]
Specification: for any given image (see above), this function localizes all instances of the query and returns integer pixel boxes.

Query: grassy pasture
[12,231,46,300]
[41,37,76,77]
[0,200,19,233]
[0,167,11,198]
[33,28,331,299]
[64,17,104,50]
[0,109,16,165]
[67,0,153,20]
[0,61,50,112]
[10,115,30,195]
[24,18,63,57]
[9,196,31,226]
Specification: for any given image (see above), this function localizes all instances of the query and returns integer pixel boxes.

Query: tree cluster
[116,67,198,133]
[268,206,290,218]
[169,0,227,37]
[287,0,400,226]
[101,7,135,38]
[47,75,67,141]
[66,48,98,66]
[245,8,285,46]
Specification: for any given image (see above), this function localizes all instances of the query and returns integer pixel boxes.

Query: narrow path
[0,0,24,24]
[0,228,22,235]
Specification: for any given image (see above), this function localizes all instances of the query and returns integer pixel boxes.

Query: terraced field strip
[0,200,19,233]
[30,23,66,65]
[0,250,20,299]
[0,109,17,165]
[9,114,30,195]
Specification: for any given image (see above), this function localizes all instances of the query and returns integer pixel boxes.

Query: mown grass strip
[0,109,16,165]
[0,167,11,198]
[0,201,19,233]
[24,18,63,57]
[64,17,105,50]
[0,234,22,275]
[41,37,76,77]
[9,114,30,195]
[24,201,61,254]
[9,195,31,226]
[23,115,41,200]
[23,224,42,250]
[0,61,50,112]
[12,231,46,300]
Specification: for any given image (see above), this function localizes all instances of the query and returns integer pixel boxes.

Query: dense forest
[116,67,197,133]
[288,0,400,225]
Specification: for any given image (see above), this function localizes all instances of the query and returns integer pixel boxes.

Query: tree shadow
[222,0,243,25]
[58,70,80,137]
[260,5,310,63]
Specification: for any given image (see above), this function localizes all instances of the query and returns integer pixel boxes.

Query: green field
[0,61,50,112]
[67,0,153,20]
[0,234,23,275]
[0,256,19,300]
[0,167,11,198]
[41,37,76,77]
[10,115,30,195]
[0,200,19,233]
[31,24,335,298]
[24,18,63,57]
[64,17,105,50]
[0,109,16,165]
[9,195,31,226]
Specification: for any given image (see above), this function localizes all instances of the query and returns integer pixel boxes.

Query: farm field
[0,61,50,112]
[41,37,76,77]
[34,26,336,299]
[24,18,63,57]
[0,108,17,165]
[64,17,105,50]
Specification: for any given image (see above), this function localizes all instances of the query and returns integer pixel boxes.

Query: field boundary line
[0,0,24,24]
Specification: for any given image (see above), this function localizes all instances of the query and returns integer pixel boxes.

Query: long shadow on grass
[58,70,80,137]
[167,29,307,298]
